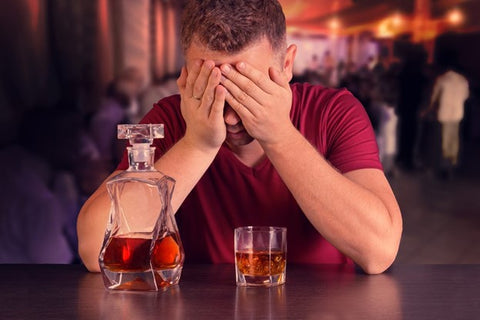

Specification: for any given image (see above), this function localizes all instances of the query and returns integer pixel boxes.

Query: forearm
[154,136,219,212]
[261,127,402,274]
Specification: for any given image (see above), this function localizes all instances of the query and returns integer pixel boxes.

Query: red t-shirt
[117,83,381,264]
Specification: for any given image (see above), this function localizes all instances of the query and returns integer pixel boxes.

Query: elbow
[76,190,110,273]
[360,226,403,275]
[360,250,397,275]
[78,242,101,273]
[83,261,101,273]
[361,205,403,275]
[77,226,101,272]
[77,216,101,273]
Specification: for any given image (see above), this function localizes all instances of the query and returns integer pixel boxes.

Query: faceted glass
[235,226,287,287]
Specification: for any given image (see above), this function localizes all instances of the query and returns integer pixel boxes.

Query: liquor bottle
[99,124,184,291]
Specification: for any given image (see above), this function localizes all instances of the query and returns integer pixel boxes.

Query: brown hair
[181,0,286,55]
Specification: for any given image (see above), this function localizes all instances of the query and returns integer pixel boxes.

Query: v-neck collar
[218,144,271,175]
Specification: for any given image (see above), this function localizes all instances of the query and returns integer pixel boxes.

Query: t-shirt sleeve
[324,89,382,173]
[116,95,185,170]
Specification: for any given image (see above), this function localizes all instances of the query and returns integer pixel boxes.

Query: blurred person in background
[396,47,428,170]
[304,54,323,84]
[371,56,399,177]
[0,108,83,263]
[140,73,180,120]
[78,0,402,275]
[339,61,361,96]
[322,50,336,86]
[421,56,469,178]
[352,58,377,132]
[88,67,145,172]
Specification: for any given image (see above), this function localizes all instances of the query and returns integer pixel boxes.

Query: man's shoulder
[290,82,356,115]
[153,94,181,111]
[143,94,182,121]
[291,82,353,101]
[443,70,468,82]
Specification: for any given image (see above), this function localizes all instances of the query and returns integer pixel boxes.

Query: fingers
[185,59,216,100]
[200,67,222,113]
[177,67,187,93]
[224,88,254,121]
[210,85,226,119]
[221,62,276,118]
[221,62,277,95]
[184,59,220,109]
[193,60,215,100]
[269,67,290,89]
[220,63,272,105]
[185,60,202,99]
[181,60,224,120]
[221,74,258,114]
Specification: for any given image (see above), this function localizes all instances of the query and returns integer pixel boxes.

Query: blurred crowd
[294,46,477,179]
[0,67,178,264]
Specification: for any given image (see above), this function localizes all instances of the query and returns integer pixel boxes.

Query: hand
[177,60,227,152]
[219,61,295,147]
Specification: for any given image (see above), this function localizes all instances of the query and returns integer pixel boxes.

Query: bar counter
[0,264,479,319]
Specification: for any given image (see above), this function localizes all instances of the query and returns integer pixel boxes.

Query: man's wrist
[180,134,222,158]
[259,124,303,154]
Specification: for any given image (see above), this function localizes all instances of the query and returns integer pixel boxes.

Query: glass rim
[235,226,286,233]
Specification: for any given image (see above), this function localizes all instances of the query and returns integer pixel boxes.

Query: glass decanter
[99,124,184,291]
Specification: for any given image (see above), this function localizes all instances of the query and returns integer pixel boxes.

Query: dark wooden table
[0,264,479,319]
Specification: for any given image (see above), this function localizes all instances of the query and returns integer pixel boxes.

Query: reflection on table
[1,264,480,319]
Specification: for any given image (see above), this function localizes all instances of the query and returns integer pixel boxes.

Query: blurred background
[0,0,479,265]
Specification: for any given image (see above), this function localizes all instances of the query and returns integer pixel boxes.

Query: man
[423,67,469,175]
[77,0,402,274]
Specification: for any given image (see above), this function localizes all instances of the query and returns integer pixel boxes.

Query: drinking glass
[234,226,287,287]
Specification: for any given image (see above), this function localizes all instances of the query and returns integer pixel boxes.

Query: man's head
[181,0,287,59]
[179,0,296,149]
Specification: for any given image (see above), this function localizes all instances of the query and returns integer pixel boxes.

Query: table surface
[0,263,479,319]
